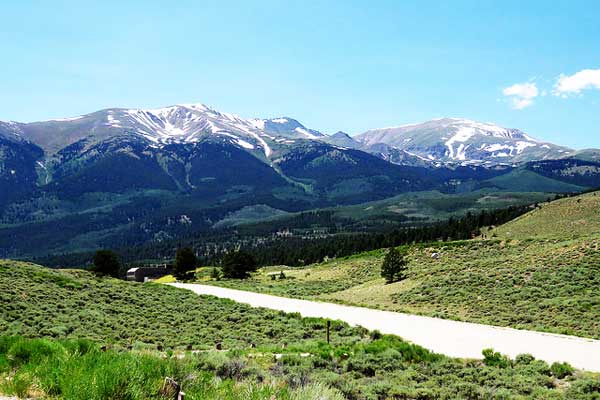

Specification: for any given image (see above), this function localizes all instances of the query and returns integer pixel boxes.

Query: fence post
[327,320,331,344]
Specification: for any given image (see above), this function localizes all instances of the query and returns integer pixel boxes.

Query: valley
[1,103,599,261]
[3,4,600,399]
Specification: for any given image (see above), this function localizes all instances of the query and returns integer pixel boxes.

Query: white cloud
[502,82,539,109]
[553,69,600,97]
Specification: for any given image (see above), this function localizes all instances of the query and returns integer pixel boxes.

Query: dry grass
[493,191,600,240]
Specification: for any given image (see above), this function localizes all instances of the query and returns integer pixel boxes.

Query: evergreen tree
[381,247,407,284]
[174,247,197,279]
[221,250,258,279]
[92,250,121,278]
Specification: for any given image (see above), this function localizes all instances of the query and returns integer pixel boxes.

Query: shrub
[550,361,574,379]
[216,359,247,380]
[515,353,535,365]
[482,348,511,368]
[210,267,222,280]
[8,338,65,366]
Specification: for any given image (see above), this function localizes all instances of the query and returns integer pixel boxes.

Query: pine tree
[92,250,121,278]
[381,247,407,284]
[173,247,197,279]
[221,250,258,279]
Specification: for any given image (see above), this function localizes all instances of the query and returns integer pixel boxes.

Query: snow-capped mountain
[355,118,573,165]
[6,103,327,158]
[1,103,455,208]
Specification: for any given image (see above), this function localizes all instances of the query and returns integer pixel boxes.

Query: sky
[1,0,599,149]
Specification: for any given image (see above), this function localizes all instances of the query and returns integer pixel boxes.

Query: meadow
[2,261,600,399]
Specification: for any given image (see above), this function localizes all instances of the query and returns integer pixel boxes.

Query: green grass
[2,261,600,399]
[0,261,365,350]
[210,192,600,339]
[2,335,600,400]
[486,169,585,193]
[331,190,553,223]
[493,191,600,240]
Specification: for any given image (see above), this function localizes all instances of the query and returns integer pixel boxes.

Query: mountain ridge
[354,117,576,165]
[3,105,597,167]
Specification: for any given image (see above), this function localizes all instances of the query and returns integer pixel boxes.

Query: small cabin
[126,265,172,282]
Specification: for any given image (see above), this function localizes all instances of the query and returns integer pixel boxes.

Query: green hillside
[493,190,600,239]
[3,261,600,399]
[212,191,600,339]
[486,169,586,193]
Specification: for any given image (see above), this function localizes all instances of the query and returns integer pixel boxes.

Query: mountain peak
[3,103,330,159]
[356,117,571,164]
[330,131,352,138]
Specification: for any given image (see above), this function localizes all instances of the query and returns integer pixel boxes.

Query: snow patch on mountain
[236,139,255,149]
[294,127,320,139]
[47,116,84,122]
[445,126,477,159]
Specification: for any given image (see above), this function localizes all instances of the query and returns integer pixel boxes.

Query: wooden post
[161,377,181,400]
[326,320,331,344]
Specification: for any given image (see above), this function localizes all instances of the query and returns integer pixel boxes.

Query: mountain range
[1,103,599,257]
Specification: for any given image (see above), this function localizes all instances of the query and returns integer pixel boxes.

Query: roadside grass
[2,335,600,400]
[212,250,385,298]
[212,238,600,339]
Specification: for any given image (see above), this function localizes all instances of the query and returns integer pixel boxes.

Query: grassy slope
[3,262,600,399]
[493,191,600,240]
[212,191,600,339]
[330,190,552,223]
[486,169,586,193]
[0,260,361,350]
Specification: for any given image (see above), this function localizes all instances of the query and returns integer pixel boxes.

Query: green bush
[482,348,512,368]
[515,353,536,365]
[551,361,575,379]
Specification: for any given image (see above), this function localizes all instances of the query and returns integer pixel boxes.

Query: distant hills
[0,103,599,258]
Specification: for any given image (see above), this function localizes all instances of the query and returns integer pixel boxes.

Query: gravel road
[170,283,600,371]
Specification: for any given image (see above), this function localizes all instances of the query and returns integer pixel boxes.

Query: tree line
[212,203,536,267]
[38,200,556,271]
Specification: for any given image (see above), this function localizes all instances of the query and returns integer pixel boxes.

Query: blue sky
[1,0,599,148]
